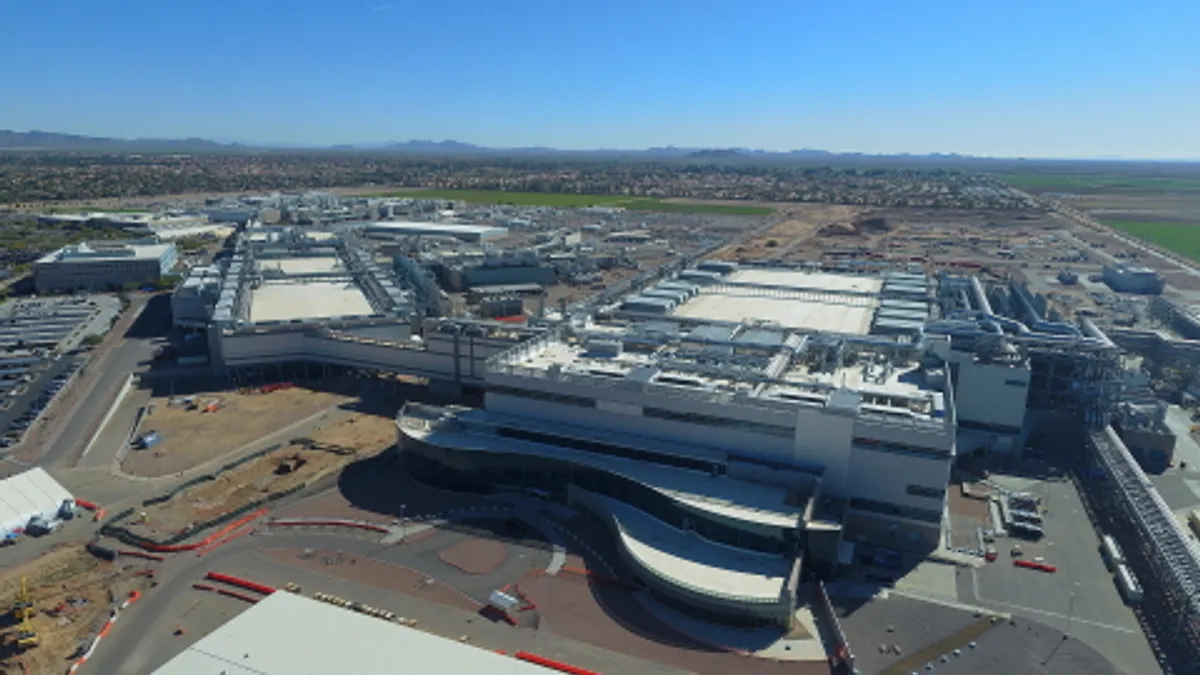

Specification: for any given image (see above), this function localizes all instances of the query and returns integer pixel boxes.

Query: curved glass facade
[400,431,803,556]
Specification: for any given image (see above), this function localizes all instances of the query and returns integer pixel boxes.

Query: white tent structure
[0,467,74,537]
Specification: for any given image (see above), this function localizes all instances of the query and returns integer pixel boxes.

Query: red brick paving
[521,574,828,675]
[439,538,506,575]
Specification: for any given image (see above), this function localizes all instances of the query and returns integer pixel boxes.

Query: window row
[643,407,794,438]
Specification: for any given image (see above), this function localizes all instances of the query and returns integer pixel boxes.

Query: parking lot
[957,468,1159,675]
[0,355,82,450]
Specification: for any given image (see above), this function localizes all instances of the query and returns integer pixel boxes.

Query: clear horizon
[3,0,1198,160]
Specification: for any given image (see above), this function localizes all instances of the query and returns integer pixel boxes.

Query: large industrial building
[175,226,540,384]
[394,261,1136,627]
[35,239,178,293]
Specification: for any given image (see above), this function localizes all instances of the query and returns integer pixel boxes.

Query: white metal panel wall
[955,361,1029,430]
[793,405,855,495]
[847,444,951,510]
[0,468,72,534]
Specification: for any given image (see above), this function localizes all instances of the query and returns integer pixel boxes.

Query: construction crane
[11,575,33,621]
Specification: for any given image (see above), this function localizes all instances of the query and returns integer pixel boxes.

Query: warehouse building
[1103,264,1165,295]
[34,240,178,293]
[0,468,75,541]
[152,591,558,675]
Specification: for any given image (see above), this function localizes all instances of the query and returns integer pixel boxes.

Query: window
[644,407,793,438]
[496,425,716,473]
[1005,379,1028,388]
[854,437,949,460]
[906,484,946,500]
[851,497,942,523]
[489,386,595,408]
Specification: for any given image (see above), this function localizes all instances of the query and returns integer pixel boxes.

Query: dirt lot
[129,413,397,538]
[0,546,151,675]
[121,386,351,478]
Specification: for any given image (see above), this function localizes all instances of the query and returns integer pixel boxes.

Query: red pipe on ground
[205,572,276,595]
[267,519,389,533]
[215,588,261,603]
[74,499,98,511]
[514,652,604,675]
[119,550,166,561]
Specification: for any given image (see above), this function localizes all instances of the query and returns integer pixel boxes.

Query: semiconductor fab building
[399,264,962,628]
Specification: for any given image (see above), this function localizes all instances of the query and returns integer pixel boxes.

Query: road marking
[969,570,1138,634]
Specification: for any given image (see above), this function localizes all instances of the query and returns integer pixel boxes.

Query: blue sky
[2,0,1198,158]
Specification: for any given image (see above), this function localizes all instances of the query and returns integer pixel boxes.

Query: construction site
[119,383,351,478]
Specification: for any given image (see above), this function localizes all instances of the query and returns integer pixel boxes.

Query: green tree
[80,334,104,347]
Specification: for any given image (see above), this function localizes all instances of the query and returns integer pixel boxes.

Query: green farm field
[1102,220,1200,262]
[369,189,774,215]
[994,172,1200,194]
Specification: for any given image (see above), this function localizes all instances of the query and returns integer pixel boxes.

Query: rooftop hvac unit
[586,339,623,357]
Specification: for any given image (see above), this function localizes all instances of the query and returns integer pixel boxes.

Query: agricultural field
[994,172,1200,194]
[370,189,775,215]
[1101,220,1200,262]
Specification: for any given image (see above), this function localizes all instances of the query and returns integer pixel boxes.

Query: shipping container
[1100,534,1126,571]
[1115,563,1144,605]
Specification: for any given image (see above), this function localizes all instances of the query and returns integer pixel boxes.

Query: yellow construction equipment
[13,614,38,650]
[11,575,34,621]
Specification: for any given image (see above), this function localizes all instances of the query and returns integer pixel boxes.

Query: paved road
[85,527,683,675]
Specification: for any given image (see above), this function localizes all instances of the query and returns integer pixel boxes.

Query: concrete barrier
[67,590,141,674]
[118,550,165,562]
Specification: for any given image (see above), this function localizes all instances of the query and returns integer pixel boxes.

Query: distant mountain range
[2,129,1193,163]
[0,129,970,159]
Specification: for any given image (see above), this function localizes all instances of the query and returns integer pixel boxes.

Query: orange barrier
[205,572,276,595]
[215,588,261,603]
[1013,559,1057,573]
[515,651,604,675]
[75,499,98,511]
[191,582,260,603]
[93,508,106,522]
[195,519,259,557]
[140,509,267,553]
[266,519,389,533]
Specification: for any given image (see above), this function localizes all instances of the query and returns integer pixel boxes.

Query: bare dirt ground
[121,387,351,478]
[710,204,864,261]
[947,483,991,548]
[0,546,152,675]
[439,540,506,575]
[129,413,397,538]
[263,547,481,613]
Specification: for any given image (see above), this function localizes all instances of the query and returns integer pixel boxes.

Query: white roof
[0,468,73,534]
[152,591,552,675]
[365,221,506,236]
[249,281,374,323]
[597,491,791,603]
